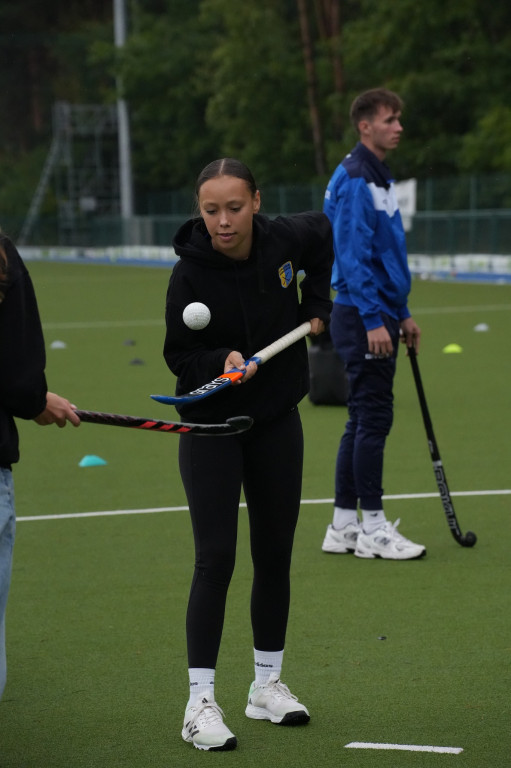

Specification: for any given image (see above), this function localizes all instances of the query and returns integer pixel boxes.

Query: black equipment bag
[308,331,349,406]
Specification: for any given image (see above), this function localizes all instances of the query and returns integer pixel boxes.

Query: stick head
[461,531,477,547]
[225,416,253,433]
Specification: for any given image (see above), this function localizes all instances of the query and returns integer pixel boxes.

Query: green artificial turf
[1,262,510,767]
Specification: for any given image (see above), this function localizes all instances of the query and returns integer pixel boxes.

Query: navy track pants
[330,303,401,511]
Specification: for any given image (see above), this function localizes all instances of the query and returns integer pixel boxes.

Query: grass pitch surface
[1,262,510,767]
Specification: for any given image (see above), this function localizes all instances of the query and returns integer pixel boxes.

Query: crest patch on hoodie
[278,261,294,288]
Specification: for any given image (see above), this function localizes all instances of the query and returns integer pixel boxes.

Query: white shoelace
[379,518,418,548]
[387,517,403,536]
[262,678,298,702]
[187,700,225,729]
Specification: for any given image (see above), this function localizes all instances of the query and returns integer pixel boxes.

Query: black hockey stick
[407,346,476,547]
[151,322,312,406]
[74,410,253,436]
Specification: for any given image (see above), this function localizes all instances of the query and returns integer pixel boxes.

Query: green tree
[339,0,511,178]
[0,1,111,153]
[459,106,511,172]
[197,0,315,185]
[0,1,112,222]
[4,0,511,220]
[115,0,219,192]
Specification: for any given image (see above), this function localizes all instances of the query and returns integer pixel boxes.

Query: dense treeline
[2,0,511,217]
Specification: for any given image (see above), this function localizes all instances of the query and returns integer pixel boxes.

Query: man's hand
[400,317,421,353]
[367,325,393,357]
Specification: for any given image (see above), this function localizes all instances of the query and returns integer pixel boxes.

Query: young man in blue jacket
[321,88,425,560]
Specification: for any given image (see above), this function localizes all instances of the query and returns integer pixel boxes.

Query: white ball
[182,302,211,330]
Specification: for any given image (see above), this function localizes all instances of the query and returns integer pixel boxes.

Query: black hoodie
[0,235,48,467]
[163,211,333,424]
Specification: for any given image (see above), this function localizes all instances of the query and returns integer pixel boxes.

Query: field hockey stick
[151,321,312,406]
[74,410,253,436]
[407,346,477,547]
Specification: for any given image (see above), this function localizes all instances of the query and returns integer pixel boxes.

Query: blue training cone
[79,454,107,467]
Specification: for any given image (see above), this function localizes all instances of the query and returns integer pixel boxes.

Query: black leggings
[178,407,304,668]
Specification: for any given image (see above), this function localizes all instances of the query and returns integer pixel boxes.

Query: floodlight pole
[114,0,134,221]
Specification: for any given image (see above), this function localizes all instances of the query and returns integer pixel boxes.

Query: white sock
[332,506,359,530]
[361,509,386,533]
[254,649,284,686]
[187,667,215,708]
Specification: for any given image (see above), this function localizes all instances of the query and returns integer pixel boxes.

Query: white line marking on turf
[41,305,511,331]
[377,489,510,500]
[414,303,511,315]
[18,506,190,521]
[345,742,463,754]
[16,489,511,522]
[301,489,511,503]
[42,319,163,330]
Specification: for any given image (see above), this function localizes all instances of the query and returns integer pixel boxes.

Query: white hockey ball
[182,302,211,330]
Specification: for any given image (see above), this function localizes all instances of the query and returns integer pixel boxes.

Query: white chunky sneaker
[355,518,426,560]
[245,673,310,725]
[182,698,237,751]
[322,522,361,553]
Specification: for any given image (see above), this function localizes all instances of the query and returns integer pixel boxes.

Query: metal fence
[6,174,511,254]
[139,174,511,215]
[8,209,511,255]
[406,210,511,255]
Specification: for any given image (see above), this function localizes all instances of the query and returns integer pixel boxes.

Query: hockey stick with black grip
[151,321,312,406]
[407,346,477,547]
[74,410,253,436]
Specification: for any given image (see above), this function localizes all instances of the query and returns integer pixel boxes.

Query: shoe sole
[182,730,237,750]
[245,705,310,725]
[322,544,356,554]
[355,548,427,560]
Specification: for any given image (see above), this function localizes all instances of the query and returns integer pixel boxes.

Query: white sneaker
[321,522,361,553]
[355,518,426,560]
[182,697,237,751]
[245,673,310,725]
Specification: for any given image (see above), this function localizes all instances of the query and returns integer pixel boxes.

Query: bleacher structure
[19,102,120,245]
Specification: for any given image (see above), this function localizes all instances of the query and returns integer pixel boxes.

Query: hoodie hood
[173,215,271,295]
[173,217,221,266]
[173,215,276,268]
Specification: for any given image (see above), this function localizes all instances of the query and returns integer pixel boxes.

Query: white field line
[43,319,163,330]
[16,488,511,522]
[414,303,511,315]
[345,742,463,754]
[39,302,511,332]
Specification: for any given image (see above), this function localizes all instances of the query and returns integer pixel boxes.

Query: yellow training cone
[442,343,463,354]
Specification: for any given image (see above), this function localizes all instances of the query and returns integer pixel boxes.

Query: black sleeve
[275,212,334,324]
[163,262,231,394]
[0,239,48,420]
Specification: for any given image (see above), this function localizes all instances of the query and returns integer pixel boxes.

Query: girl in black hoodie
[163,159,333,751]
[0,235,79,699]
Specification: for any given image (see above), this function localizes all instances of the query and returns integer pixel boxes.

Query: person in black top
[0,234,80,699]
[163,158,333,751]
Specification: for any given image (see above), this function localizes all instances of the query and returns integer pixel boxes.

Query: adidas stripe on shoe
[182,698,237,751]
